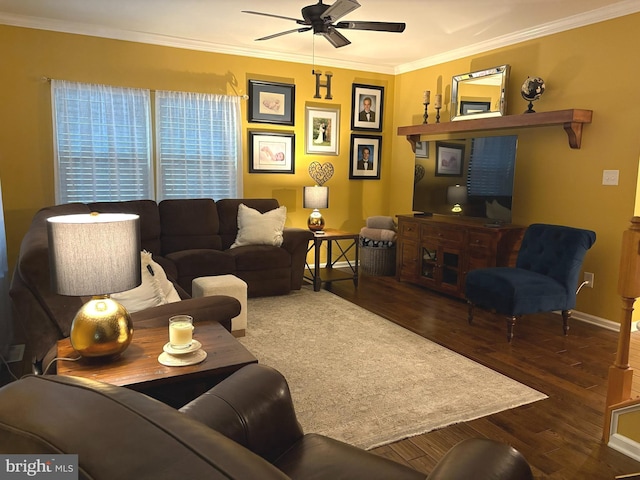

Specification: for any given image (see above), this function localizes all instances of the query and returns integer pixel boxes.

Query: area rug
[240,287,547,450]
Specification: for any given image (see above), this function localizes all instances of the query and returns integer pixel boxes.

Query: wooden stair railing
[604,217,640,442]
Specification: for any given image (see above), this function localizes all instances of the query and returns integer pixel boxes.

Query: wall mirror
[451,65,510,121]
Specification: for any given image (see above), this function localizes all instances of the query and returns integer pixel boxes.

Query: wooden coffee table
[56,321,257,407]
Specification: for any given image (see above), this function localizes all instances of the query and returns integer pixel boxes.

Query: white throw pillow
[112,250,181,313]
[230,203,287,248]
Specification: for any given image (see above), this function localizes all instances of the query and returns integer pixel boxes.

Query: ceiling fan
[242,0,406,48]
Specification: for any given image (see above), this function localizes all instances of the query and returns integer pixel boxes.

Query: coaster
[162,339,202,355]
[158,349,207,367]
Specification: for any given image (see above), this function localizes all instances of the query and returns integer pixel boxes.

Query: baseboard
[568,310,639,333]
[333,259,639,334]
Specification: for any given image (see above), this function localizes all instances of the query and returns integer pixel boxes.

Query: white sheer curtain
[51,80,152,203]
[155,91,242,200]
[0,178,10,357]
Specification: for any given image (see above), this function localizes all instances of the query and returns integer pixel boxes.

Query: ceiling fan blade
[321,27,351,48]
[322,0,361,23]
[242,10,305,25]
[335,21,406,33]
[256,27,312,41]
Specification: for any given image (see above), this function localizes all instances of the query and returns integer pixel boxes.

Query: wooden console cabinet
[396,214,525,298]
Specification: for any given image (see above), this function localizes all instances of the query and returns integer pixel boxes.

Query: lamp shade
[47,213,141,296]
[447,184,468,206]
[303,186,329,209]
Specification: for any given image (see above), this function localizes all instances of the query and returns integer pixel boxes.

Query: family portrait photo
[349,134,382,179]
[249,131,295,173]
[306,106,340,155]
[351,84,384,132]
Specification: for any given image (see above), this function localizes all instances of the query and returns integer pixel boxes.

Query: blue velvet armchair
[465,223,596,342]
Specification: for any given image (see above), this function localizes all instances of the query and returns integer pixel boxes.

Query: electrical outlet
[583,272,594,288]
[602,170,619,186]
[6,344,25,363]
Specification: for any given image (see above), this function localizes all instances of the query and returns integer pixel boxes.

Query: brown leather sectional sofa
[9,198,313,368]
[0,364,534,480]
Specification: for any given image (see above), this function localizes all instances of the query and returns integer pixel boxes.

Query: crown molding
[0,12,396,75]
[1,1,640,76]
[394,0,640,74]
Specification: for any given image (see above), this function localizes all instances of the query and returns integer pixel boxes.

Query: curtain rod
[42,76,249,99]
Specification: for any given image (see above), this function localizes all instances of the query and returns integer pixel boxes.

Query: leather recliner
[0,364,534,479]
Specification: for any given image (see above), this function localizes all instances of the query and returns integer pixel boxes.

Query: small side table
[304,228,359,292]
[56,322,257,407]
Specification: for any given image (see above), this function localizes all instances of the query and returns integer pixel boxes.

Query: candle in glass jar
[423,90,430,104]
[434,94,442,109]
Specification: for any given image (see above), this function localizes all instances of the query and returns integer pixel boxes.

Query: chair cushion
[465,267,571,316]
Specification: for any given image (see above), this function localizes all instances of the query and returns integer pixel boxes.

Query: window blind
[51,80,152,203]
[467,136,517,196]
[155,91,242,200]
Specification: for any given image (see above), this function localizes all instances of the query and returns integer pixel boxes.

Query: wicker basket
[360,245,396,276]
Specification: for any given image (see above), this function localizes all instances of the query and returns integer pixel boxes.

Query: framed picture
[460,101,491,115]
[248,80,295,126]
[349,134,382,180]
[435,142,465,177]
[351,84,384,131]
[248,131,295,174]
[305,106,340,155]
[415,141,429,158]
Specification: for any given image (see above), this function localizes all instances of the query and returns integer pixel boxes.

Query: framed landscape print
[351,83,384,132]
[248,80,295,126]
[435,141,465,176]
[305,105,340,155]
[349,134,382,180]
[248,131,295,174]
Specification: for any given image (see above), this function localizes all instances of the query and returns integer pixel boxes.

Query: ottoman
[192,275,248,337]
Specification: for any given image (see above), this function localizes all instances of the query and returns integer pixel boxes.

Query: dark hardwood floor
[326,273,640,479]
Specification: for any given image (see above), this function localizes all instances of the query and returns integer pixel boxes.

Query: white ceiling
[1,0,639,74]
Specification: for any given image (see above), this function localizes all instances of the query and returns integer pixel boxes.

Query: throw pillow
[230,203,287,248]
[112,250,181,313]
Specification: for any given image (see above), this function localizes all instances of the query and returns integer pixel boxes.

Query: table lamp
[303,185,329,232]
[447,184,467,214]
[47,212,141,359]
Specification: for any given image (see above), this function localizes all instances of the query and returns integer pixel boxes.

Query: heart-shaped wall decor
[414,164,425,184]
[308,161,334,186]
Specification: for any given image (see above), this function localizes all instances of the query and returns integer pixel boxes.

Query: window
[466,136,517,197]
[52,80,152,203]
[155,91,242,200]
[51,80,242,203]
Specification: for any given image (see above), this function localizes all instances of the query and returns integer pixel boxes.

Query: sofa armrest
[281,227,314,289]
[427,438,533,480]
[179,364,304,463]
[131,295,240,332]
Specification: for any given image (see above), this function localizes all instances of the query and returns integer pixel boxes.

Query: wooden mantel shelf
[397,109,593,149]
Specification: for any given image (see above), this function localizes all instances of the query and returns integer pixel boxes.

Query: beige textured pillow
[112,250,181,313]
[231,203,287,248]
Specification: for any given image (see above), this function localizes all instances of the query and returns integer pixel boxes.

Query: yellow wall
[392,13,640,322]
[0,25,394,277]
[2,13,640,322]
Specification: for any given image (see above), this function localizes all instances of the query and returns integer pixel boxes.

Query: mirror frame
[451,65,510,122]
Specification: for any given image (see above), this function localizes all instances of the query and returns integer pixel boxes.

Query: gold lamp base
[70,295,134,358]
[308,209,325,232]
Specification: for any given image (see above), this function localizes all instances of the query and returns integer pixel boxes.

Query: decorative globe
[521,77,545,113]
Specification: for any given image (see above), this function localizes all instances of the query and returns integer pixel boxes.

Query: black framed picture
[248,131,295,174]
[460,101,491,115]
[415,141,429,159]
[349,134,382,180]
[351,84,384,132]
[435,142,465,177]
[248,80,295,126]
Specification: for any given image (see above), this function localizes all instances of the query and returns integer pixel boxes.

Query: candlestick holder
[435,106,441,124]
[422,102,429,124]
